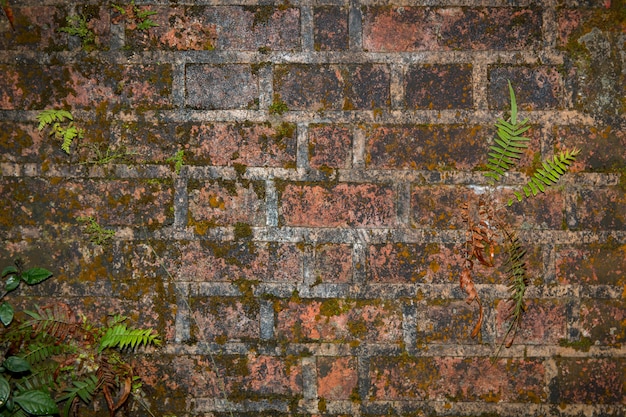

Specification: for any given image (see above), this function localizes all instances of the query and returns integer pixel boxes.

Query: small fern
[57,374,99,417]
[36,109,84,154]
[99,322,161,352]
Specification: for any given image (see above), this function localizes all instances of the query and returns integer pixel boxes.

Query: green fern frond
[36,109,73,131]
[57,374,99,417]
[23,341,69,365]
[509,148,580,205]
[485,81,531,184]
[99,323,161,352]
[14,366,58,393]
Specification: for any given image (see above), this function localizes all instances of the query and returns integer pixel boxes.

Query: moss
[233,222,253,240]
[558,336,593,352]
[318,397,327,412]
[319,298,342,317]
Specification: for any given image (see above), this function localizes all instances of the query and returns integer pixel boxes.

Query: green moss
[233,222,253,240]
[319,298,342,317]
[317,397,327,412]
[558,336,593,352]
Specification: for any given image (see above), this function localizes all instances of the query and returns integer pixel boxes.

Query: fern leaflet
[36,109,74,131]
[99,323,161,352]
[57,374,99,417]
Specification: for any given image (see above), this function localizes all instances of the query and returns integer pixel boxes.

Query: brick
[416,299,484,344]
[177,240,303,283]
[580,299,625,346]
[411,186,471,229]
[550,358,625,404]
[275,299,403,343]
[488,67,563,110]
[556,241,626,286]
[0,6,65,51]
[190,297,259,342]
[185,64,259,110]
[365,125,491,170]
[495,299,567,345]
[405,64,473,109]
[245,354,302,396]
[313,6,349,51]
[274,64,390,111]
[184,122,297,168]
[0,122,41,163]
[308,124,352,169]
[0,64,69,110]
[278,182,396,227]
[317,357,358,400]
[118,121,183,165]
[502,189,566,230]
[554,125,625,172]
[369,355,438,400]
[363,7,542,52]
[188,179,266,228]
[570,187,626,230]
[312,243,353,284]
[368,242,463,284]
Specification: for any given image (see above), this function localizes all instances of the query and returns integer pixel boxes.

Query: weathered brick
[185,64,259,110]
[183,122,297,167]
[0,64,70,110]
[313,6,349,51]
[503,189,566,230]
[369,355,438,400]
[363,7,542,52]
[488,67,563,110]
[556,241,626,286]
[411,186,470,229]
[188,179,266,228]
[0,6,65,51]
[365,125,491,171]
[177,240,303,283]
[317,356,358,400]
[308,124,352,169]
[191,296,260,342]
[415,299,484,344]
[274,64,390,111]
[569,187,626,230]
[0,122,41,163]
[118,121,183,165]
[275,299,403,343]
[278,182,396,227]
[405,64,473,109]
[312,243,353,284]
[554,125,625,172]
[495,299,567,345]
[579,299,625,346]
[550,358,625,404]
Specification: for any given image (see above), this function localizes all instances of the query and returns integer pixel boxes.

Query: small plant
[111,1,159,31]
[459,81,580,353]
[58,14,96,50]
[166,149,185,175]
[77,216,116,246]
[81,144,136,165]
[37,109,84,155]
[269,96,289,115]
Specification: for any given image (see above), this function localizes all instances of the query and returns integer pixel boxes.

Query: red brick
[416,300,484,344]
[312,243,353,284]
[0,6,65,51]
[0,122,41,163]
[554,125,625,172]
[279,182,396,227]
[369,355,438,400]
[118,121,183,165]
[275,299,403,343]
[368,242,463,284]
[580,299,625,346]
[405,64,473,109]
[246,354,302,396]
[185,64,259,110]
[185,122,297,167]
[188,179,266,228]
[571,187,626,230]
[488,67,563,110]
[551,358,625,404]
[177,240,303,283]
[556,241,626,286]
[502,188,566,229]
[317,356,358,400]
[190,297,259,342]
[313,6,349,51]
[363,7,541,52]
[411,186,471,229]
[274,64,389,111]
[365,125,491,170]
[308,125,352,169]
[495,299,567,345]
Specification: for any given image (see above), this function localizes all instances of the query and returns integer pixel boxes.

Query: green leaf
[5,273,20,291]
[0,302,14,326]
[1,265,18,278]
[14,390,58,415]
[21,268,53,285]
[0,376,10,407]
[508,80,518,125]
[3,356,31,373]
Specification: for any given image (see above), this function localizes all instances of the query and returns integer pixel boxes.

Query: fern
[22,304,78,341]
[509,149,580,205]
[99,323,161,352]
[36,109,84,154]
[57,374,99,417]
[23,341,70,365]
[484,81,531,184]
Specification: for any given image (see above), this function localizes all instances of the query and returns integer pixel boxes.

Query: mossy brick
[431,357,546,403]
[190,296,260,342]
[415,299,484,344]
[405,64,473,110]
[554,125,625,172]
[274,64,390,111]
[556,7,622,48]
[579,299,625,346]
[317,356,358,400]
[312,243,353,284]
[550,358,625,404]
[369,355,439,400]
[0,64,71,110]
[185,122,297,167]
[501,188,566,230]
[118,121,184,165]
[188,179,266,228]
[488,66,563,110]
[177,240,302,282]
[0,122,41,163]
[0,6,66,51]
[362,6,542,52]
[309,124,352,169]
[365,124,492,171]
[275,299,403,343]
[411,186,472,229]
[278,182,396,227]
[368,242,463,284]
[495,299,567,345]
[244,354,303,396]
[556,241,626,286]
[313,6,349,51]
[186,64,259,110]
[570,187,626,230]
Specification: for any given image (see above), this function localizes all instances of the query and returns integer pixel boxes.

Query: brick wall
[1,0,624,416]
